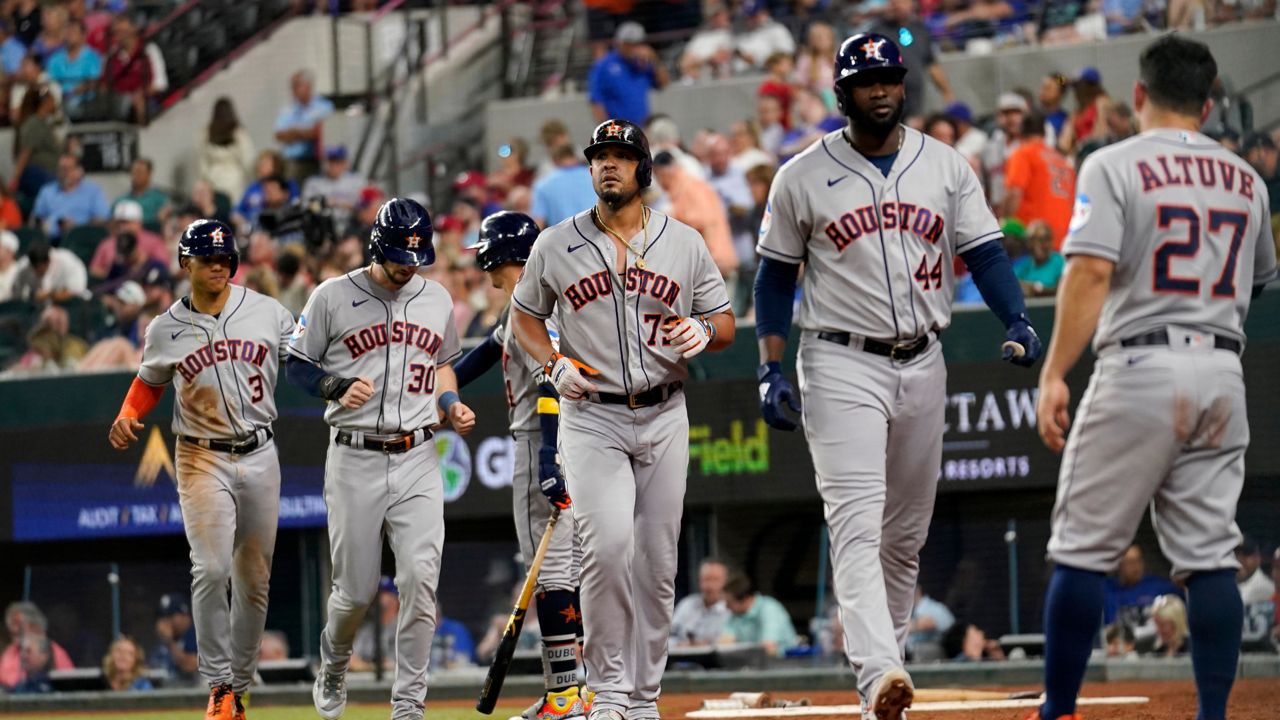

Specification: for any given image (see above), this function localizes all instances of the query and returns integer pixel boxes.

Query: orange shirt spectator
[1003,114,1075,249]
[0,194,21,228]
[652,151,736,277]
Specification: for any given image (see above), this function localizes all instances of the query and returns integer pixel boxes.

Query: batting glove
[1002,314,1042,368]
[545,353,600,400]
[538,445,572,509]
[663,316,715,359]
[757,361,802,432]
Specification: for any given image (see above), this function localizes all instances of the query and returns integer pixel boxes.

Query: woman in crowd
[200,97,255,202]
[102,636,153,692]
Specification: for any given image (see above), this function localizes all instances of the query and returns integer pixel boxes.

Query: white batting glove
[663,316,715,359]
[546,353,600,400]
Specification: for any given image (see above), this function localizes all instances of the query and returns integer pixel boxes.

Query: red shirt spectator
[757,52,794,130]
[105,17,151,94]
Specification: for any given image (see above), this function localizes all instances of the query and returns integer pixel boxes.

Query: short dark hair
[263,174,289,192]
[1021,111,1046,137]
[724,572,753,601]
[26,241,50,266]
[1105,622,1135,644]
[1139,35,1217,117]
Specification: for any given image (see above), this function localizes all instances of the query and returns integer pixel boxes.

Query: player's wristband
[697,315,716,344]
[318,375,357,402]
[439,391,460,414]
[757,361,783,382]
[537,396,560,416]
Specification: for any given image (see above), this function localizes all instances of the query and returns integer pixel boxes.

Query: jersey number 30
[407,363,436,394]
[1154,205,1247,298]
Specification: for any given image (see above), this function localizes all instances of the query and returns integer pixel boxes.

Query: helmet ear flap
[637,157,653,189]
[369,240,385,264]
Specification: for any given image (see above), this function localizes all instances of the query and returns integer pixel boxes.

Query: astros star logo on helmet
[210,228,225,246]
[407,233,421,249]
[861,38,886,61]
[604,122,624,138]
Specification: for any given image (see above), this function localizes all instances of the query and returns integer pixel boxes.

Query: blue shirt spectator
[1104,545,1180,627]
[434,616,476,666]
[587,22,667,124]
[45,21,102,114]
[909,587,955,649]
[1103,0,1145,35]
[236,177,299,227]
[0,25,25,76]
[274,70,333,162]
[32,155,112,238]
[531,145,596,228]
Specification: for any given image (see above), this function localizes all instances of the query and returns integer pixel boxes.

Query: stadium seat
[13,226,46,254]
[63,226,109,267]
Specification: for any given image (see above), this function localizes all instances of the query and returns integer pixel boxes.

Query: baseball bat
[913,688,1042,702]
[1002,340,1026,358]
[476,506,562,714]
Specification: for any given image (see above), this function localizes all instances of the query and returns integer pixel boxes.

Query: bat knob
[1002,340,1026,358]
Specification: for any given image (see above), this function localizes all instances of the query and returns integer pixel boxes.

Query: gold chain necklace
[593,205,650,269]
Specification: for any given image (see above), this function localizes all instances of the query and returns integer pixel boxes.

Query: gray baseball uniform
[1048,129,1277,578]
[289,268,461,720]
[757,127,1002,702]
[136,285,294,694]
[512,208,730,718]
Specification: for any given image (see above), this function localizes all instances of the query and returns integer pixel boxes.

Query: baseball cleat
[520,687,587,720]
[205,683,235,720]
[312,668,348,720]
[233,693,246,720]
[581,687,595,714]
[587,708,626,720]
[869,667,914,720]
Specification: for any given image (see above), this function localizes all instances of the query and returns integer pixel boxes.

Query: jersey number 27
[1154,205,1247,298]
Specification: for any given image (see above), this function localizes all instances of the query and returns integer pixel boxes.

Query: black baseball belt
[180,428,273,455]
[1119,329,1241,354]
[334,427,433,454]
[595,381,683,409]
[817,331,930,362]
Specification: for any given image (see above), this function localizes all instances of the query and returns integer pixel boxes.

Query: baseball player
[108,219,294,720]
[453,211,587,720]
[753,34,1040,720]
[510,119,734,720]
[285,197,477,720]
[1031,36,1276,720]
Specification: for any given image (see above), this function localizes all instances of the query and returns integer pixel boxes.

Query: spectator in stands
[342,185,384,242]
[258,630,289,662]
[1213,0,1276,22]
[45,19,99,119]
[275,249,312,317]
[924,113,958,145]
[78,279,147,370]
[1242,133,1279,219]
[1102,545,1179,631]
[1,601,74,690]
[302,145,364,229]
[0,183,20,229]
[1038,72,1069,142]
[11,240,87,303]
[1148,594,1188,657]
[1104,622,1138,659]
[102,635,152,691]
[31,3,65,61]
[680,3,733,82]
[274,69,333,182]
[1014,220,1064,297]
[236,150,297,230]
[1103,0,1147,35]
[778,86,842,163]
[114,157,169,226]
[351,576,400,672]
[756,51,794,128]
[944,102,986,173]
[870,0,955,121]
[757,94,786,157]
[94,223,168,294]
[940,620,1006,662]
[432,604,477,668]
[489,137,535,197]
[10,84,61,198]
[31,152,110,239]
[705,134,755,299]
[792,21,837,104]
[587,21,667,124]
[190,178,232,228]
[1057,67,1112,156]
[200,97,255,202]
[5,302,85,372]
[652,151,736,278]
[0,229,22,302]
[909,585,955,652]
[1076,102,1136,165]
[11,634,52,693]
[745,164,774,243]
[0,20,24,78]
[534,119,571,180]
[729,120,775,172]
[529,142,595,229]
[453,170,501,219]
[11,0,39,46]
[671,558,731,647]
[103,15,152,123]
[1002,111,1074,247]
[150,593,197,686]
[734,0,795,72]
[721,573,798,656]
[982,92,1027,208]
[1237,537,1276,606]
[646,115,705,179]
[90,200,167,281]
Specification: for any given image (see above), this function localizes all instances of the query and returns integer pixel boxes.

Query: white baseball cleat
[312,667,348,720]
[868,667,914,720]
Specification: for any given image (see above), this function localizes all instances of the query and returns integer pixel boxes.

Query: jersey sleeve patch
[1068,192,1092,234]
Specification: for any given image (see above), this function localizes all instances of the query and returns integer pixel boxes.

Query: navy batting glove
[538,445,572,509]
[757,361,802,432]
[1003,315,1042,368]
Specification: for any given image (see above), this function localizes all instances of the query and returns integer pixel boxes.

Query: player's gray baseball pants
[1048,334,1247,579]
[560,394,689,719]
[318,430,445,720]
[513,430,579,592]
[797,332,945,701]
[175,436,280,694]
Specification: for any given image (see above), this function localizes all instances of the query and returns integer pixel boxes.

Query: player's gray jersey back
[1064,129,1278,350]
[512,209,730,396]
[757,127,1001,340]
[288,268,462,433]
[499,308,551,433]
[138,285,295,439]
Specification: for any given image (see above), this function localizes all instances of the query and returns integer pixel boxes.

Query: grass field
[4,703,526,720]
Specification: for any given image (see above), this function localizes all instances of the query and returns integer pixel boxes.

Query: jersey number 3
[1154,205,1247,298]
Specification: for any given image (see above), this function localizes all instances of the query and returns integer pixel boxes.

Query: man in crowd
[587,21,667,123]
[302,145,366,230]
[721,573,798,657]
[31,153,111,240]
[869,0,955,120]
[1002,112,1075,249]
[671,559,730,647]
[1014,220,1065,298]
[274,70,333,182]
[652,151,736,278]
[531,143,596,228]
[114,157,170,227]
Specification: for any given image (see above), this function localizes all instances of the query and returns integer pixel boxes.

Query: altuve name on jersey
[176,339,270,381]
[343,321,445,360]
[564,267,682,312]
[1138,155,1255,199]
[824,201,946,251]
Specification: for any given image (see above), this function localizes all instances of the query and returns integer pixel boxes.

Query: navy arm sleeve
[452,330,503,389]
[286,355,329,399]
[753,257,801,339]
[960,240,1027,327]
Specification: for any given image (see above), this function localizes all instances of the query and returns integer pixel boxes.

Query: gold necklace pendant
[635,256,647,270]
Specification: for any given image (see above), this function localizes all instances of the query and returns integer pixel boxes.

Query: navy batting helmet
[178,219,238,275]
[369,197,434,267]
[584,119,652,188]
[475,211,538,272]
[833,33,908,115]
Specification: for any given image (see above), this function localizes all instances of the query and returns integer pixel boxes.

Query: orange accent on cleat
[205,684,235,720]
